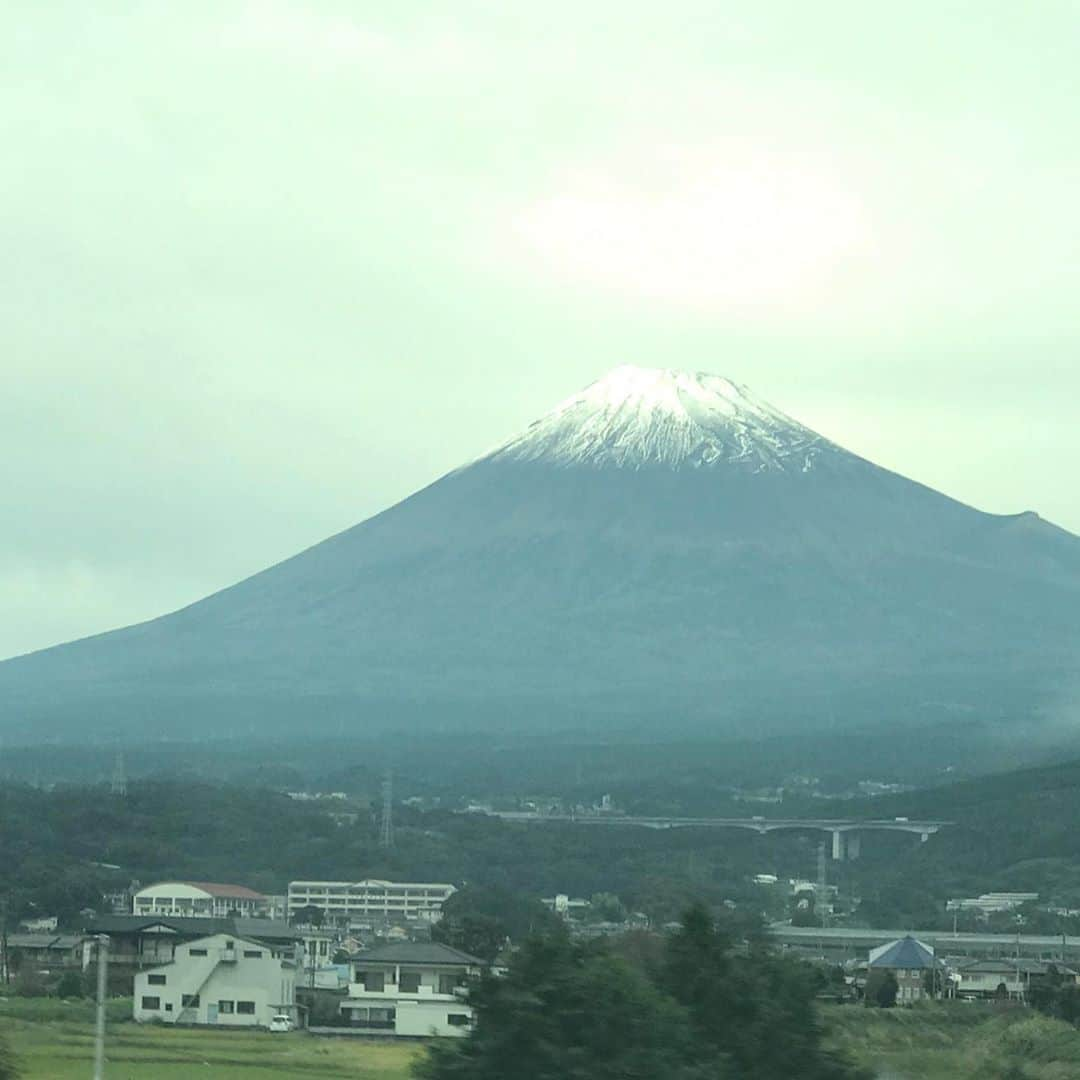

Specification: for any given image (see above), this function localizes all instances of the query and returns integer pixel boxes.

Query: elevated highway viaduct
[484,813,953,860]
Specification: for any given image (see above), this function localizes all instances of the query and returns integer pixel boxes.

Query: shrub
[55,971,85,999]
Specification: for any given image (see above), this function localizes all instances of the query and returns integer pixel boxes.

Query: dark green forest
[417,904,868,1080]
[7,753,1080,932]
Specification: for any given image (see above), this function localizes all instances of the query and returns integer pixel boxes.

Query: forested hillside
[8,758,1080,931]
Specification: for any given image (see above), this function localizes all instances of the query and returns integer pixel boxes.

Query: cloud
[219,1,482,80]
[506,139,873,314]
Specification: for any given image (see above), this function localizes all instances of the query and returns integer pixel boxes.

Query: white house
[952,958,1079,1001]
[287,880,456,926]
[133,882,270,919]
[298,928,336,969]
[133,933,298,1028]
[340,942,482,1037]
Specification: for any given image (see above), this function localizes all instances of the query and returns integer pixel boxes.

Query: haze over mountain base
[3,367,1079,744]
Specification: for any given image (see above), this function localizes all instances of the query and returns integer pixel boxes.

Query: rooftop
[140,881,266,900]
[84,914,298,941]
[869,936,938,970]
[357,942,484,967]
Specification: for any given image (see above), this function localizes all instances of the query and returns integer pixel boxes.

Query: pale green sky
[4,1,1079,658]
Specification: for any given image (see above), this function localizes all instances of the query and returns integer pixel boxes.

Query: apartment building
[287,880,455,926]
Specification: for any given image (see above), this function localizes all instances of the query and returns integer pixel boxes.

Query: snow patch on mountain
[485,365,836,471]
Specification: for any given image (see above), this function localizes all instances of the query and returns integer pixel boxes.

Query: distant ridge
[2,366,1079,742]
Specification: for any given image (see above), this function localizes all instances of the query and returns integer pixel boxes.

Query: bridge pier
[830,830,862,861]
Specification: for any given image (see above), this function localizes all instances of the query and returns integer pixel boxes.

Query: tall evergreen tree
[415,935,724,1080]
[417,905,867,1080]
[661,903,864,1080]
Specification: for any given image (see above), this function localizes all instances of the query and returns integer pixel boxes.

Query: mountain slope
[3,367,1079,740]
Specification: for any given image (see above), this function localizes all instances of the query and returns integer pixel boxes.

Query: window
[189,948,208,957]
[447,1013,470,1027]
[165,1003,173,1012]
[243,950,262,959]
[237,1001,256,1015]
[141,996,160,1011]
[438,974,459,995]
[181,994,200,1008]
[357,970,384,992]
[399,972,420,993]
[148,974,166,985]
[219,1000,235,1014]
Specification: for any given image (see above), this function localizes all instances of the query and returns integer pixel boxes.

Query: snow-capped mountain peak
[486,365,832,471]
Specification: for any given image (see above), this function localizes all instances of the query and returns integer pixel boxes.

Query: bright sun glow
[510,141,872,313]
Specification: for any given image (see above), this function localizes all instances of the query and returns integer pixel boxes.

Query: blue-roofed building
[868,935,941,1003]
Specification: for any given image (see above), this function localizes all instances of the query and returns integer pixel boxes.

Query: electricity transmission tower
[110,751,127,797]
[380,767,394,849]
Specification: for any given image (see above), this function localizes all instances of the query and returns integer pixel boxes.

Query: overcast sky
[4,2,1079,660]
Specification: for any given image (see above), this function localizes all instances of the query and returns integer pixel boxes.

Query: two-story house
[133,933,298,1028]
[867,935,941,1003]
[340,942,483,1037]
[83,915,300,971]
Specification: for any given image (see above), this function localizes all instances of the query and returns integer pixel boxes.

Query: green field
[0,999,422,1079]
[8,998,1080,1079]
[824,1001,1080,1080]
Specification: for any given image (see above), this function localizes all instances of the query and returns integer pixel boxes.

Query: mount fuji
[3,366,1080,741]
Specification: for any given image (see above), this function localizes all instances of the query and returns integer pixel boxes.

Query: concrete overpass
[484,812,953,860]
[770,924,1076,963]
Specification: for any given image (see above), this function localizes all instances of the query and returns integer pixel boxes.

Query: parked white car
[268,1014,293,1033]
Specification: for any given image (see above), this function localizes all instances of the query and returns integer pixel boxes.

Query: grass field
[0,999,423,1079]
[8,997,1080,1079]
[824,1000,1080,1079]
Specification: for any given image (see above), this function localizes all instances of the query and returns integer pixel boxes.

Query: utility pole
[1,894,9,985]
[93,934,110,1080]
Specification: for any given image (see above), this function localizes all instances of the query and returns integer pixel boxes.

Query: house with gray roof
[82,914,299,970]
[952,957,1080,1002]
[342,941,484,1037]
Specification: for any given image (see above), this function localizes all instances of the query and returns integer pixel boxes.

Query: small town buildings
[133,882,271,919]
[946,893,1039,917]
[298,928,336,969]
[2,933,86,973]
[952,958,1080,1002]
[541,894,590,918]
[305,963,352,991]
[287,880,456,926]
[19,915,59,933]
[868,936,941,1003]
[133,933,298,1028]
[83,915,299,970]
[340,942,483,1037]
